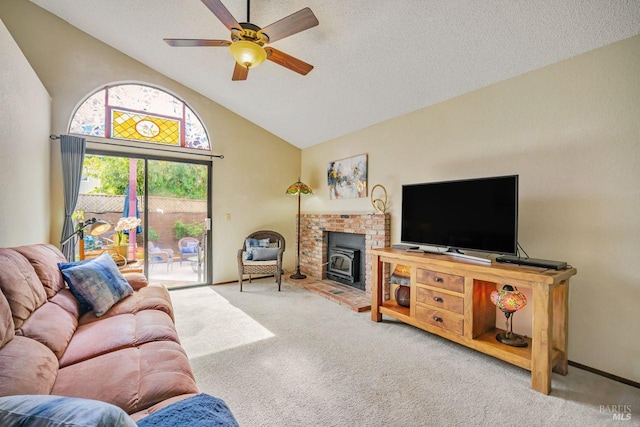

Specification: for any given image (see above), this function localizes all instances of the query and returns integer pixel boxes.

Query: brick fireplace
[298,213,390,295]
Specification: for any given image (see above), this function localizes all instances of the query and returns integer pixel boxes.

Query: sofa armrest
[123,273,148,291]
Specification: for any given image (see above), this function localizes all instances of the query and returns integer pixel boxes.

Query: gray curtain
[60,135,86,261]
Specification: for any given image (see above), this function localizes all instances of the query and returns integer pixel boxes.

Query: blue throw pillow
[249,247,280,261]
[137,394,238,427]
[244,238,270,260]
[59,253,133,317]
[0,395,137,427]
[58,258,93,310]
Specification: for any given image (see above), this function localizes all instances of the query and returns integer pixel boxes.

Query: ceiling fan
[164,0,319,81]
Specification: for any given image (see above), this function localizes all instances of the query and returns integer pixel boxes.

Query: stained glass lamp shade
[286,178,313,279]
[490,285,528,347]
[286,180,313,196]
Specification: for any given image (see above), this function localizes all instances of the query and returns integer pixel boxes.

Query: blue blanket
[137,394,239,427]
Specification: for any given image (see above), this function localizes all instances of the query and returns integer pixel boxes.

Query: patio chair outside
[149,242,174,272]
[179,237,199,265]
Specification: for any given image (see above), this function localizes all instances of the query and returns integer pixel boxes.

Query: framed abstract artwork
[327,154,368,199]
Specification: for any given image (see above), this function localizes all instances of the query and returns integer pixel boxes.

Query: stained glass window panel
[69,83,211,151]
[185,107,210,150]
[112,109,180,145]
[109,84,183,118]
[69,90,106,137]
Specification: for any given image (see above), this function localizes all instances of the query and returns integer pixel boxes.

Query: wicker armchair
[148,242,174,272]
[237,230,285,291]
[178,237,199,265]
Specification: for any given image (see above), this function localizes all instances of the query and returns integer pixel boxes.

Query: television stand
[370,248,577,395]
[445,248,492,264]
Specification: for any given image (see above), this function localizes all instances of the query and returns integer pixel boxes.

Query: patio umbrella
[123,186,143,235]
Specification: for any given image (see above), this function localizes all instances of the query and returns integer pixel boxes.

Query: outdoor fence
[76,194,207,253]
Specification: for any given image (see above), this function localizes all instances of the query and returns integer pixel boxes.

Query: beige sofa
[0,243,199,421]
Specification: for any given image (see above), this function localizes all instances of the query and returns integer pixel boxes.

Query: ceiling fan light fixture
[165,1,318,80]
[229,40,267,68]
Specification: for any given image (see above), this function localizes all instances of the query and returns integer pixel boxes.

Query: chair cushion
[59,253,133,317]
[181,242,198,254]
[243,260,277,265]
[244,238,270,260]
[246,238,270,248]
[0,395,136,427]
[249,247,280,261]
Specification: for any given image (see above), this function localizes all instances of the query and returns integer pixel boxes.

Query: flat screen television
[401,175,518,256]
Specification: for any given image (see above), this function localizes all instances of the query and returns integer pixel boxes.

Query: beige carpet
[171,280,639,427]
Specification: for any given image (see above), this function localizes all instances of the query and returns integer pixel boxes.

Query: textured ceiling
[28,0,640,148]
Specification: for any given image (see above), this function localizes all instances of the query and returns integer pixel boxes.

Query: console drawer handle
[433,277,444,283]
[433,316,443,323]
[433,296,444,303]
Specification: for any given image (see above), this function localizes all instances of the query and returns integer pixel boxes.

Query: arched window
[69,83,210,151]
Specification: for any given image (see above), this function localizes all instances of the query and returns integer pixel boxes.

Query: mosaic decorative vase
[395,285,411,307]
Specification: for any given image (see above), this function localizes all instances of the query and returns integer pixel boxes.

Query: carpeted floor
[171,279,639,427]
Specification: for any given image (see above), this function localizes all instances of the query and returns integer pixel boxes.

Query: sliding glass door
[146,159,209,287]
[77,153,211,288]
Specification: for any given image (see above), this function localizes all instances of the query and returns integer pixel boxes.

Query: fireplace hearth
[298,213,390,296]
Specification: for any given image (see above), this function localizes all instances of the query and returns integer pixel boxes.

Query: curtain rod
[49,134,224,159]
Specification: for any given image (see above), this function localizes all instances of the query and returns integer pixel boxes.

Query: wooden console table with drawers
[370,248,577,395]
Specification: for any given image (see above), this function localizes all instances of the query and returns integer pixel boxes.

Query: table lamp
[60,218,111,260]
[490,284,528,347]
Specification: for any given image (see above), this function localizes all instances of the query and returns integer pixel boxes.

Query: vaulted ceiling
[28,0,640,148]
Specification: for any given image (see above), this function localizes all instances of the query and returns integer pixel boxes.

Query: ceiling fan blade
[201,0,241,31]
[164,39,231,47]
[265,47,314,75]
[258,7,318,43]
[232,62,249,81]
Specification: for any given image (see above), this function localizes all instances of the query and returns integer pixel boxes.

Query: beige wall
[302,35,640,382]
[0,0,301,281]
[0,19,51,246]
